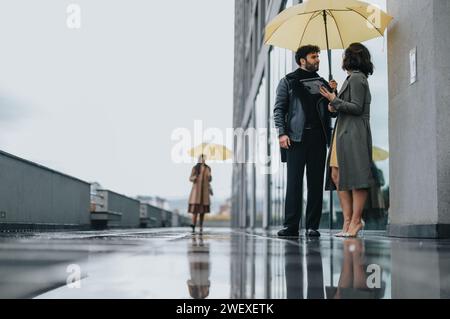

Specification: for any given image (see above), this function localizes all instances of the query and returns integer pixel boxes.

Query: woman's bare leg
[351,239,367,289]
[332,167,353,234]
[335,239,354,298]
[189,213,198,233]
[199,213,205,228]
[339,191,353,234]
[347,189,368,236]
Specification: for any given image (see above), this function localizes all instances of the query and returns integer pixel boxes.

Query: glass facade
[254,76,267,228]
[245,113,256,228]
[268,44,294,228]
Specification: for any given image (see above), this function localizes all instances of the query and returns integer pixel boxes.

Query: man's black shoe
[305,229,321,237]
[278,228,299,237]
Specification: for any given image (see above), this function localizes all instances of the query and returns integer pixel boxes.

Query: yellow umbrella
[264,0,393,79]
[373,146,389,162]
[188,144,233,161]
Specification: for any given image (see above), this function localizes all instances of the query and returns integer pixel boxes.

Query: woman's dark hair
[295,45,321,66]
[342,43,374,77]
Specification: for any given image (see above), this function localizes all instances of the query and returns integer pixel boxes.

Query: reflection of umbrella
[188,144,233,161]
[264,0,393,80]
[373,146,389,162]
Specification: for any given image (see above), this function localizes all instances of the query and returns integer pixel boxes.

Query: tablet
[300,77,332,95]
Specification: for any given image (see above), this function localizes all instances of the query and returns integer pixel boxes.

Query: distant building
[136,195,170,210]
[90,182,102,194]
[218,198,232,217]
[90,182,103,212]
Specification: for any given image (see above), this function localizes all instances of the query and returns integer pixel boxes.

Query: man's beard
[305,61,319,72]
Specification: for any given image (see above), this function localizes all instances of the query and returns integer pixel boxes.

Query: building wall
[100,190,141,228]
[147,204,165,227]
[0,150,90,229]
[433,0,450,226]
[387,0,450,238]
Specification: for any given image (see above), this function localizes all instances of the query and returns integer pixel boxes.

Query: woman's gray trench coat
[325,70,376,191]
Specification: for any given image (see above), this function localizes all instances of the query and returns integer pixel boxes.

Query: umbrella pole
[322,10,333,81]
[322,10,334,233]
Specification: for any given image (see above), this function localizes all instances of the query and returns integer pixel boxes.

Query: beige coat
[188,165,212,206]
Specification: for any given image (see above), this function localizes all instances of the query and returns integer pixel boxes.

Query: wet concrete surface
[1,228,450,299]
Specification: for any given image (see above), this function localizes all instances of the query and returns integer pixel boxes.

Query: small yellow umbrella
[188,144,233,161]
[264,0,393,79]
[373,146,389,162]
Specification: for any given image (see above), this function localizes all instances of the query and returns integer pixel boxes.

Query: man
[273,45,337,238]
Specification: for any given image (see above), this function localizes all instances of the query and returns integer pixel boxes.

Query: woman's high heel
[335,221,351,238]
[343,220,365,238]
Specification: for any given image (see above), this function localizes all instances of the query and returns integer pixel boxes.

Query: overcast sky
[0,0,235,200]
[0,0,389,202]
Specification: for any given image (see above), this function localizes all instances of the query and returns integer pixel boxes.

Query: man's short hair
[295,45,321,66]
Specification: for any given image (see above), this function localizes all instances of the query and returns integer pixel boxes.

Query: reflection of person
[273,44,337,238]
[188,154,212,234]
[363,164,386,227]
[327,239,382,299]
[187,235,210,299]
[284,240,324,299]
[320,43,377,238]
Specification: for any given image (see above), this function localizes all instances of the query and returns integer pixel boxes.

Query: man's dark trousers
[284,127,327,231]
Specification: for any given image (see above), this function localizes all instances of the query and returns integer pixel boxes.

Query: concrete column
[387,0,450,238]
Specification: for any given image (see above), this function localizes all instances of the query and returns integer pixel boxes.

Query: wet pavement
[1,228,449,299]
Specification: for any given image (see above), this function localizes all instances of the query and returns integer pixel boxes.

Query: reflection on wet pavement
[0,228,449,299]
[187,235,211,299]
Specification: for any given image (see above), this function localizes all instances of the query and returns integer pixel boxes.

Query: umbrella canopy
[373,146,389,162]
[264,0,393,51]
[188,144,233,162]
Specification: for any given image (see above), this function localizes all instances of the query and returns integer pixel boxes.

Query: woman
[188,154,212,234]
[319,43,376,238]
